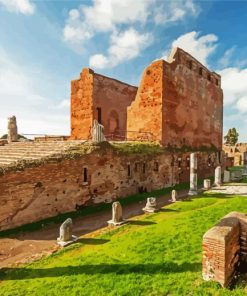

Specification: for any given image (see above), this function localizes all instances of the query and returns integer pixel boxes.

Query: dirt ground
[0,190,188,268]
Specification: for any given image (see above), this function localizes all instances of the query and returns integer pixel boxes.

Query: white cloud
[218,67,247,105]
[89,54,109,69]
[218,47,235,68]
[218,67,247,142]
[0,0,35,15]
[236,97,247,114]
[164,31,218,66]
[63,0,153,45]
[154,0,199,24]
[0,48,69,137]
[63,0,199,50]
[89,28,151,69]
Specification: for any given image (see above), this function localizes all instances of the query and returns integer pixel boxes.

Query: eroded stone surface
[171,190,177,202]
[203,179,211,190]
[92,120,106,143]
[108,201,126,226]
[188,153,198,196]
[214,166,222,186]
[7,116,18,143]
[143,197,158,213]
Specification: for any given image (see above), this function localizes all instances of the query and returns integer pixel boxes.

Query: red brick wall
[127,60,164,141]
[71,68,94,140]
[202,212,247,287]
[127,48,223,149]
[93,73,137,139]
[70,69,137,140]
[163,48,223,149]
[0,150,217,231]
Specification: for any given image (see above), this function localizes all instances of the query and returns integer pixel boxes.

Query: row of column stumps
[57,154,222,246]
[188,152,222,196]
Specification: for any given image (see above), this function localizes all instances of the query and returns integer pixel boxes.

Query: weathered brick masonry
[0,149,219,231]
[128,48,223,148]
[71,48,223,150]
[202,212,247,287]
[71,69,137,140]
[223,143,247,166]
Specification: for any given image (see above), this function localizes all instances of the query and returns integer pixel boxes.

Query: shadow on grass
[201,193,234,199]
[128,220,157,226]
[0,262,201,280]
[77,238,110,245]
[159,208,179,212]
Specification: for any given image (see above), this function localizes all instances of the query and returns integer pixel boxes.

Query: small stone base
[188,190,198,196]
[57,235,79,247]
[142,207,158,213]
[107,219,128,226]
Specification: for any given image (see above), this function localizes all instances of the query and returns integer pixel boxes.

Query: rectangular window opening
[96,107,102,124]
[127,164,131,177]
[83,167,88,183]
[143,163,146,174]
[154,161,159,172]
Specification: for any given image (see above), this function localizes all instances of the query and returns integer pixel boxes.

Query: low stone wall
[0,149,217,231]
[202,212,247,287]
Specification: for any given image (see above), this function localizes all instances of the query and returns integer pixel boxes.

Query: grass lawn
[0,193,247,296]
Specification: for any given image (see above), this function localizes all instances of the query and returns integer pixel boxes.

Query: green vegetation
[1,193,246,295]
[228,166,245,171]
[224,128,239,146]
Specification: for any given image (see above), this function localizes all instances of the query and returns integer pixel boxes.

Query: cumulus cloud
[154,0,199,24]
[218,67,247,142]
[0,47,69,137]
[63,0,199,49]
[89,28,151,69]
[162,31,218,66]
[63,0,153,45]
[218,47,235,68]
[0,0,35,15]
[218,67,247,106]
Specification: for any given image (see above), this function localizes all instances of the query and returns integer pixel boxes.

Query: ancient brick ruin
[203,212,247,287]
[71,48,223,149]
[224,143,247,166]
[0,147,220,231]
[0,47,224,231]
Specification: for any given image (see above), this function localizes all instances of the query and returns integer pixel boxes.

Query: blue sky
[0,0,246,141]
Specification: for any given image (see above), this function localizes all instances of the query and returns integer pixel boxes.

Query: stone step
[0,140,86,167]
[0,151,55,156]
[0,148,66,153]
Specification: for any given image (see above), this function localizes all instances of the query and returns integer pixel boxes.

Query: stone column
[92,119,106,143]
[108,201,127,226]
[214,166,222,186]
[203,179,211,190]
[188,152,198,196]
[7,116,18,143]
[57,218,78,247]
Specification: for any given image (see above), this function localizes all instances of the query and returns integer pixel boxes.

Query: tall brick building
[71,47,223,150]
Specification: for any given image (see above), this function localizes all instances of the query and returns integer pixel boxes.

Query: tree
[224,128,239,145]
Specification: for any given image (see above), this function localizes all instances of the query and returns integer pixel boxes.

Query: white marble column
[188,153,198,196]
[214,166,222,186]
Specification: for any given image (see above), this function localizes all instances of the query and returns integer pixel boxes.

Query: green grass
[1,193,247,295]
[228,166,245,171]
